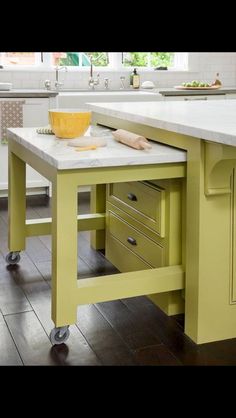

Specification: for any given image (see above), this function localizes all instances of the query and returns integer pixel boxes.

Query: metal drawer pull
[127,237,137,246]
[127,193,137,201]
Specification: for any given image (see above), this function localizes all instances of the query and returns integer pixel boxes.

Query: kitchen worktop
[88,100,236,147]
[0,89,58,98]
[7,126,186,170]
[158,86,236,96]
[2,86,236,98]
[58,90,156,96]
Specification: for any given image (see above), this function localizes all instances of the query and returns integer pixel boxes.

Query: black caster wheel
[6,251,21,265]
[50,326,70,345]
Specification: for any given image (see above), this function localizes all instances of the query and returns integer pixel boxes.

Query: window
[0,52,41,66]
[122,52,187,70]
[0,52,187,70]
[51,52,109,67]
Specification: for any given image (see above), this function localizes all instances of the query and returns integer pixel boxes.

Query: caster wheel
[50,326,70,345]
[6,251,21,265]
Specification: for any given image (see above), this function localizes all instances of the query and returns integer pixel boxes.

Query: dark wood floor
[1,192,236,366]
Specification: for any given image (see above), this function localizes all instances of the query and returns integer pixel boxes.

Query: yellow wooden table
[6,126,186,344]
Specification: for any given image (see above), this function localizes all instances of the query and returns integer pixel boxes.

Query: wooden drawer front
[108,211,164,268]
[106,234,151,273]
[108,181,165,237]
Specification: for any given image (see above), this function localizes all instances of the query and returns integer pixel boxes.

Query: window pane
[123,52,148,67]
[150,52,174,68]
[122,52,175,68]
[52,52,79,66]
[51,52,108,67]
[85,53,109,66]
[0,52,36,65]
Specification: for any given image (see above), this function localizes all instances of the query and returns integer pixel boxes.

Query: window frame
[0,52,188,71]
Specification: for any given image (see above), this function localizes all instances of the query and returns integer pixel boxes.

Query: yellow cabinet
[106,178,184,316]
[107,181,165,237]
[107,209,164,267]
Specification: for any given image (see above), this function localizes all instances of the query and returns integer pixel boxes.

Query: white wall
[0,53,236,89]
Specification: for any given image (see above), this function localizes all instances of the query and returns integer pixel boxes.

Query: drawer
[107,181,165,237]
[107,210,164,268]
[106,234,151,273]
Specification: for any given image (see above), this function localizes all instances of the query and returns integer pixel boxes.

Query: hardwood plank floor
[1,192,236,366]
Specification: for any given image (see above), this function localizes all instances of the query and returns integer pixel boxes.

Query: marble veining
[7,126,186,170]
[87,100,236,147]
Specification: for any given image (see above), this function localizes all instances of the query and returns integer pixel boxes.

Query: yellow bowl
[49,109,91,139]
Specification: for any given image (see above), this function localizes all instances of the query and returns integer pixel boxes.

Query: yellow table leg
[51,172,78,327]
[8,148,26,251]
[90,184,106,250]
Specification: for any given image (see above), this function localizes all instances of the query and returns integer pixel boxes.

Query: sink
[55,88,146,93]
[0,82,12,91]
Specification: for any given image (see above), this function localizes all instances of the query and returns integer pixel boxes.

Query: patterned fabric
[0,100,25,144]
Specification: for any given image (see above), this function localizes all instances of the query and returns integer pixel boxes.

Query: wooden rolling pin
[112,129,152,150]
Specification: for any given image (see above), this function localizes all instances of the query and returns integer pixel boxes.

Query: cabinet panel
[164,94,226,101]
[107,181,165,237]
[106,234,152,273]
[106,177,184,316]
[0,98,51,193]
[107,210,164,268]
[23,99,49,190]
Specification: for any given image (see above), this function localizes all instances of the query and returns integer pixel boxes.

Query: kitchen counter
[88,99,236,344]
[87,100,236,147]
[0,89,58,98]
[158,86,236,96]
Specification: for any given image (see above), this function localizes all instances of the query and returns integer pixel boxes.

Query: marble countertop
[88,100,236,147]
[158,86,236,96]
[0,89,58,98]
[7,126,186,170]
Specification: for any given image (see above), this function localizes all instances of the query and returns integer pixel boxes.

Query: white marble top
[7,126,186,170]
[88,100,236,147]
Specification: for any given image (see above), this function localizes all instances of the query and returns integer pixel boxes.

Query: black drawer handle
[127,237,137,246]
[127,193,137,201]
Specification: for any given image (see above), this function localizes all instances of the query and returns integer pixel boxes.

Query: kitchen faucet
[88,56,100,89]
[54,66,67,90]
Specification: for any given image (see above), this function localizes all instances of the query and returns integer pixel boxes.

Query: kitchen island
[88,99,236,344]
[6,125,186,345]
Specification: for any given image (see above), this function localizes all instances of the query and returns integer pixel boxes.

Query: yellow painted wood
[106,233,152,272]
[148,178,184,315]
[8,148,26,251]
[90,184,106,250]
[76,265,185,305]
[149,292,185,316]
[204,142,236,195]
[10,115,236,343]
[107,181,165,237]
[93,114,236,343]
[25,213,105,237]
[51,172,78,327]
[106,201,165,246]
[107,210,164,267]
[68,163,186,186]
[106,178,184,316]
[92,116,188,319]
[231,169,236,302]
